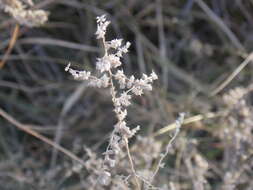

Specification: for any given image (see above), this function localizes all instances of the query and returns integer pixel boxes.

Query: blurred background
[0,0,253,189]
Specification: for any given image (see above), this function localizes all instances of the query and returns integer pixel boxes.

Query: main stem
[101,36,140,190]
[124,137,141,190]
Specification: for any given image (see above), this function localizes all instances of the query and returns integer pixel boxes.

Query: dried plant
[0,0,48,27]
[2,1,253,189]
[66,14,159,188]
[65,15,185,189]
[220,85,253,190]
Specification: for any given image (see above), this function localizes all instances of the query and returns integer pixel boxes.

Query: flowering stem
[66,15,158,188]
[151,113,185,182]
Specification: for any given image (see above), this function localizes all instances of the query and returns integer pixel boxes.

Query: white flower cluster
[0,0,48,27]
[66,15,158,186]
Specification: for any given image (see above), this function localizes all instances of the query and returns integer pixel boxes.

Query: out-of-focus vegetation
[0,0,253,189]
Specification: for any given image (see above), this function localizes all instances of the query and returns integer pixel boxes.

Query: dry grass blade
[0,24,19,69]
[154,111,226,136]
[0,107,86,168]
[156,0,168,90]
[195,0,246,53]
[19,38,100,52]
[211,53,253,96]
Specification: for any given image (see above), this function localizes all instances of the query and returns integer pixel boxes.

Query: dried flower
[65,15,158,187]
[116,92,131,107]
[109,39,123,49]
[95,14,110,39]
[0,0,49,27]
